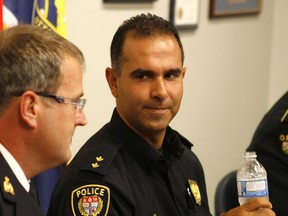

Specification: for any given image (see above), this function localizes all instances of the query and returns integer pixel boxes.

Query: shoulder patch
[71,184,110,216]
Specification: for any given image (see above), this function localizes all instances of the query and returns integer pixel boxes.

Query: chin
[64,151,72,163]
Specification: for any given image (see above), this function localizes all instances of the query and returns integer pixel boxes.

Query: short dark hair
[110,13,184,75]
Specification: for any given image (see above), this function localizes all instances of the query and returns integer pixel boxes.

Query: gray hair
[0,24,85,112]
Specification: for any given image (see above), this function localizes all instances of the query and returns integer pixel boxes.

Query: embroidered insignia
[71,184,110,216]
[92,163,99,168]
[96,156,104,162]
[91,156,104,168]
[188,179,201,205]
[3,176,15,195]
[279,134,288,155]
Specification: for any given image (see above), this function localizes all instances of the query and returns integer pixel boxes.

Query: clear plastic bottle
[236,151,269,205]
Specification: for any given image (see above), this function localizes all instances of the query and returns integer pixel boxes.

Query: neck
[137,129,166,150]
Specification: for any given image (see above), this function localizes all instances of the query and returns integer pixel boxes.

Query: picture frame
[209,0,262,17]
[103,0,155,2]
[169,0,200,29]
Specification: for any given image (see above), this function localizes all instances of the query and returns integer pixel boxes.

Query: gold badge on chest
[188,179,201,205]
[279,134,288,155]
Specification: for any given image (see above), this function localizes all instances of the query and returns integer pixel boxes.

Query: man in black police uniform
[0,25,87,216]
[246,91,288,216]
[47,13,274,216]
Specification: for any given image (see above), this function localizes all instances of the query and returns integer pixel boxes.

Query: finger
[241,198,272,211]
[255,207,276,216]
[220,204,275,216]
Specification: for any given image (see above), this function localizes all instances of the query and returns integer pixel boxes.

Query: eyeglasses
[36,92,86,113]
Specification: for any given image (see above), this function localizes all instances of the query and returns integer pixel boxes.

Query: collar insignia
[281,110,288,123]
[188,179,201,205]
[279,134,288,155]
[3,176,15,195]
[71,184,110,216]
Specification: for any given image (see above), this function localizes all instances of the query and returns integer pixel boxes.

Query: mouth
[145,107,170,114]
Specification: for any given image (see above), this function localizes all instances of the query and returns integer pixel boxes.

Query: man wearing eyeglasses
[0,24,87,216]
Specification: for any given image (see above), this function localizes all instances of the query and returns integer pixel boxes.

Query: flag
[0,0,3,30]
[2,0,34,29]
[33,0,66,37]
[2,0,66,36]
[33,165,66,214]
[2,0,67,214]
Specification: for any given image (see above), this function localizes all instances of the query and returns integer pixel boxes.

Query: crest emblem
[188,179,201,205]
[71,184,110,216]
[78,195,103,215]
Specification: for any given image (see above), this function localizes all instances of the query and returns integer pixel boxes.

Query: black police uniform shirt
[0,153,45,216]
[247,91,288,216]
[47,109,212,216]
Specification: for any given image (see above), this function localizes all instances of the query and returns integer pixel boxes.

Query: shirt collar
[0,143,30,192]
[109,109,184,172]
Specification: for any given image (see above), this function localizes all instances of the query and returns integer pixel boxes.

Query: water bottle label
[237,179,269,197]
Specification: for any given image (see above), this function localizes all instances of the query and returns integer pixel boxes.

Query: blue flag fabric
[3,0,66,35]
[33,165,66,214]
[3,0,34,28]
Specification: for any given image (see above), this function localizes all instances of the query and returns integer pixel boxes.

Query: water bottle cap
[244,151,257,158]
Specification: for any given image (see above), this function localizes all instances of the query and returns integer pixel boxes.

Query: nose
[151,77,168,101]
[75,111,88,126]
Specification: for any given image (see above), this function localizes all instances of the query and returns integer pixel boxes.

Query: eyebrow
[75,92,84,99]
[167,68,182,74]
[131,67,182,76]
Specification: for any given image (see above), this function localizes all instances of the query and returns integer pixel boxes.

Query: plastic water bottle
[236,151,269,205]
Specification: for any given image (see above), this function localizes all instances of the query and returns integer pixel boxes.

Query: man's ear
[19,91,39,128]
[105,67,118,98]
[182,67,187,78]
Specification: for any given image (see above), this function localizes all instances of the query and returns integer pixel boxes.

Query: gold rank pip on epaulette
[91,156,104,169]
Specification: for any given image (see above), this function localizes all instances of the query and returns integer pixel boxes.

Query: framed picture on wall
[169,0,200,29]
[209,0,262,17]
[103,0,155,2]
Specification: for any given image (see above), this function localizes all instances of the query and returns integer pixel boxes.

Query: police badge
[279,134,288,155]
[71,184,110,216]
[188,179,201,205]
[282,141,288,155]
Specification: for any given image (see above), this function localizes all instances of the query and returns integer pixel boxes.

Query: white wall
[66,0,281,214]
[269,0,288,106]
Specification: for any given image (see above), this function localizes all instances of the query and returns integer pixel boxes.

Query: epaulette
[174,130,193,149]
[76,126,122,176]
